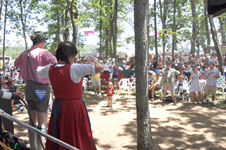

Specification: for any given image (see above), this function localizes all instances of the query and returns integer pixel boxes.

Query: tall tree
[99,0,102,58]
[154,0,158,62]
[209,15,224,74]
[113,0,118,58]
[204,0,211,53]
[63,0,70,41]
[172,0,176,61]
[0,0,3,21]
[134,0,154,149]
[190,0,197,55]
[19,0,28,50]
[3,0,8,78]
[159,0,168,67]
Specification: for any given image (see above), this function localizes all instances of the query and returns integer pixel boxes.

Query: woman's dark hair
[55,41,78,64]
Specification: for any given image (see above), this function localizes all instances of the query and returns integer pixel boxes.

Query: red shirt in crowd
[106,87,114,96]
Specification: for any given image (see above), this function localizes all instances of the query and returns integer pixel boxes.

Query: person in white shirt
[103,60,110,74]
[183,54,189,63]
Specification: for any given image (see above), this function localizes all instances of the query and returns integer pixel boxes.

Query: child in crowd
[106,82,114,107]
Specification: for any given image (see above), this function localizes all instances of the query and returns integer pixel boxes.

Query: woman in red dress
[37,41,103,150]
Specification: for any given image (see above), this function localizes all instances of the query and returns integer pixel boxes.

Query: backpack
[165,96,173,102]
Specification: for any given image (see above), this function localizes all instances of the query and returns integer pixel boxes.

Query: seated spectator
[1,77,6,89]
[175,75,189,102]
[148,71,162,100]
[183,66,191,81]
[103,60,110,74]
[5,77,12,88]
[129,75,135,83]
[147,71,154,85]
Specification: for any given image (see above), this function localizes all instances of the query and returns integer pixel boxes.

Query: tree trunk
[113,0,118,58]
[19,0,28,50]
[63,0,70,41]
[196,25,200,57]
[154,0,158,64]
[209,15,223,75]
[109,0,113,58]
[134,0,155,149]
[99,0,102,58]
[159,0,167,67]
[56,9,60,43]
[204,0,211,53]
[106,28,110,59]
[3,0,8,79]
[172,0,176,61]
[0,0,3,21]
[190,0,197,56]
[70,0,78,46]
[218,16,226,45]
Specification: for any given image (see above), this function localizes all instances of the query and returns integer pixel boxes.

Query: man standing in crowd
[14,31,57,150]
[202,62,220,106]
[161,61,180,102]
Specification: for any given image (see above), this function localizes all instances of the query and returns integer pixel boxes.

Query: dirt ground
[12,91,226,150]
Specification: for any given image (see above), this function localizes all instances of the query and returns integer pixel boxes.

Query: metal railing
[0,109,79,150]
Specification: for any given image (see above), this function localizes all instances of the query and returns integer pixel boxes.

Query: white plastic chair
[118,79,130,96]
[82,78,88,93]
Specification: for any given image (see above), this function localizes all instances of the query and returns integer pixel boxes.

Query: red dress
[45,64,96,150]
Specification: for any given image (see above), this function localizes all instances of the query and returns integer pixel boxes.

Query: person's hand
[211,74,215,77]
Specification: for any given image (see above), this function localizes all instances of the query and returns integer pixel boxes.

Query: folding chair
[101,73,110,87]
[119,73,124,81]
[216,75,225,102]
[118,79,130,96]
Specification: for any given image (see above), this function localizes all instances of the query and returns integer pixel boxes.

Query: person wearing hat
[14,31,57,150]
[149,71,162,100]
[175,74,189,102]
[161,61,180,102]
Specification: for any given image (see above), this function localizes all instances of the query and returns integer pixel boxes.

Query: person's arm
[43,50,57,65]
[189,72,194,80]
[199,72,202,79]
[36,64,52,79]
[118,66,123,71]
[95,62,104,73]
[14,52,23,68]
[212,70,220,78]
[175,69,180,75]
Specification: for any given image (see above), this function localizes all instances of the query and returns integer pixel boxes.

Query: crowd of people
[0,30,223,150]
[148,52,221,106]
